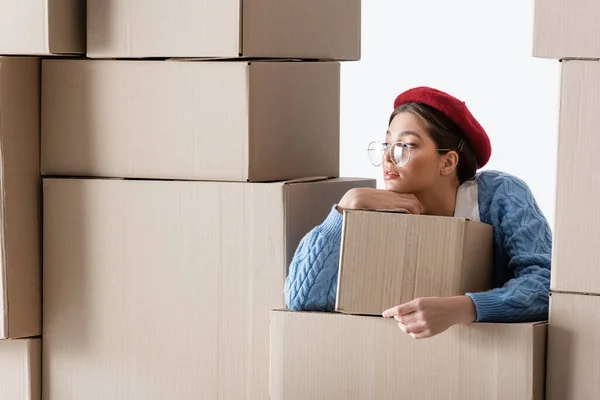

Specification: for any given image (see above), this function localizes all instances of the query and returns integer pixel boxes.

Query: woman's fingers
[394,313,418,325]
[389,192,422,215]
[398,320,427,335]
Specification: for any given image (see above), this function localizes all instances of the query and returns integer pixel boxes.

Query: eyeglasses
[367,141,461,167]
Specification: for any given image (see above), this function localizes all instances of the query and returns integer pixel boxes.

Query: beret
[393,86,491,168]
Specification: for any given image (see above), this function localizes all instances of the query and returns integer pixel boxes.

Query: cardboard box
[552,60,600,294]
[533,0,600,59]
[43,177,375,400]
[270,310,547,400]
[42,60,341,182]
[87,0,360,60]
[0,58,42,339]
[0,339,41,400]
[335,210,493,315]
[546,292,600,400]
[0,0,85,55]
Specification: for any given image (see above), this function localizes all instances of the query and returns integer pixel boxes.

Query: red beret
[393,87,491,168]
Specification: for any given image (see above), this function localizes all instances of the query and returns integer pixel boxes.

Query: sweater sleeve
[284,205,343,311]
[465,176,552,322]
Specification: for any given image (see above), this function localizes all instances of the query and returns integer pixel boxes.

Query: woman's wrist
[452,295,477,324]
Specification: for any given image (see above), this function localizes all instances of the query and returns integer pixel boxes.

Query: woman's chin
[385,180,417,194]
[384,180,404,192]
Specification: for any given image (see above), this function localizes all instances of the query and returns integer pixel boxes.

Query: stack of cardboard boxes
[534,1,600,399]
[39,1,374,399]
[271,211,548,399]
[0,1,85,398]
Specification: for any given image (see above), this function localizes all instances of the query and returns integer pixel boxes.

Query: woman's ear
[440,151,459,176]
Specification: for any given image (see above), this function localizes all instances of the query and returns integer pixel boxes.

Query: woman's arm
[466,174,552,322]
[284,206,343,311]
[285,188,424,311]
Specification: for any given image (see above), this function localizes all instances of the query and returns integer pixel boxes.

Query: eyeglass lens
[367,142,409,166]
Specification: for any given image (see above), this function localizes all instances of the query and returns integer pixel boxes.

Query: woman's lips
[384,169,399,180]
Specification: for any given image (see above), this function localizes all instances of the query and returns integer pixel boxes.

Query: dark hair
[389,102,478,184]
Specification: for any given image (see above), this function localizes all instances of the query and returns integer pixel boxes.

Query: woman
[284,86,552,339]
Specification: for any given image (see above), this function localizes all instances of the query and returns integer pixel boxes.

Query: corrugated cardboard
[41,59,340,182]
[87,0,360,60]
[43,177,375,400]
[546,292,600,400]
[0,58,41,340]
[0,0,85,55]
[0,339,41,400]
[533,0,600,59]
[552,60,600,294]
[336,210,493,315]
[271,310,547,400]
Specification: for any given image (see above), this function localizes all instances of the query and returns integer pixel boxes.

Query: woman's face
[383,112,445,193]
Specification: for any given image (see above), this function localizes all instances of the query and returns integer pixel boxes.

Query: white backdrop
[340,0,560,228]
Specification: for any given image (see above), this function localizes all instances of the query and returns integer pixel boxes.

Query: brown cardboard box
[335,210,493,315]
[87,0,360,60]
[43,177,375,400]
[552,60,600,294]
[0,339,41,400]
[0,0,84,55]
[0,58,41,339]
[546,292,600,400]
[42,59,340,182]
[533,0,600,59]
[270,310,547,400]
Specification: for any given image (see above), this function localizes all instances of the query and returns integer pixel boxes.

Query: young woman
[284,86,552,339]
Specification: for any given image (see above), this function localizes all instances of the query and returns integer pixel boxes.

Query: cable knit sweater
[284,170,552,322]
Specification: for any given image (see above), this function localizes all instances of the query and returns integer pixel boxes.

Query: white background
[340,0,560,228]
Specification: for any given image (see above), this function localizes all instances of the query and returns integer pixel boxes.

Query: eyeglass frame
[367,140,465,167]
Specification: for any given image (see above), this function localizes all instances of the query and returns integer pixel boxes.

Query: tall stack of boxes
[271,211,548,399]
[534,1,600,399]
[0,1,85,398]
[40,1,373,399]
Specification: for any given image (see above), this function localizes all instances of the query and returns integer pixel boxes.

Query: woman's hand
[337,188,423,215]
[382,296,477,339]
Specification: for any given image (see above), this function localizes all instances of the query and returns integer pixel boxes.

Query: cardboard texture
[42,59,340,182]
[0,58,42,340]
[533,0,600,59]
[42,177,375,400]
[270,311,547,400]
[0,0,85,55]
[546,292,600,400]
[336,210,493,315]
[552,60,600,294]
[0,339,41,400]
[87,0,360,60]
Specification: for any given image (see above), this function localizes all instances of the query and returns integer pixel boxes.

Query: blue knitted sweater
[284,170,552,322]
